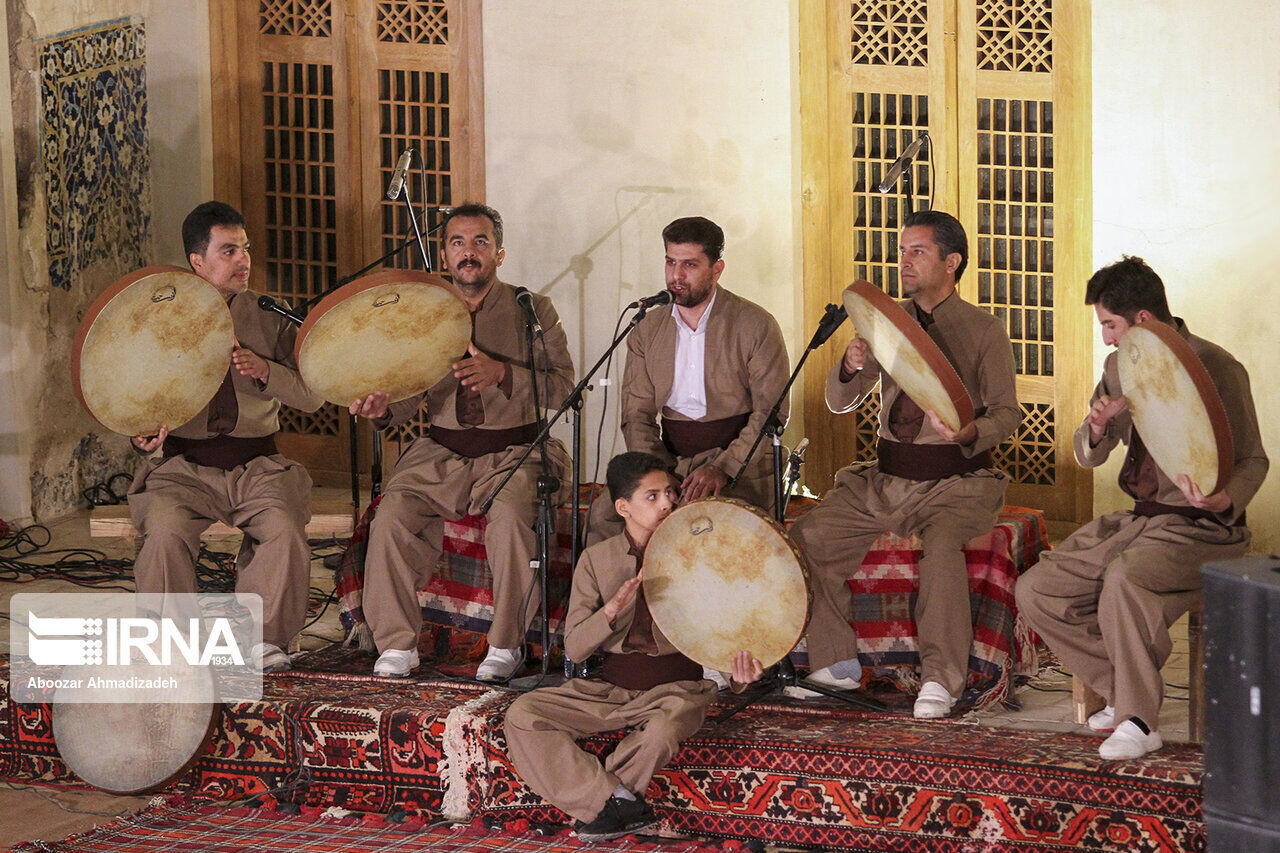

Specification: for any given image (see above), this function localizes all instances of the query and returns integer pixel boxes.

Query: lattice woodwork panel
[977,0,1052,73]
[380,69,451,271]
[850,0,928,67]
[850,392,882,465]
[279,403,342,437]
[378,0,448,44]
[262,61,339,304]
[852,92,930,297]
[993,402,1054,485]
[976,98,1054,376]
[259,0,332,37]
[387,403,432,444]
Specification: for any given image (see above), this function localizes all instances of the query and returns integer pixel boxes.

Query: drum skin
[1117,319,1234,496]
[643,498,811,673]
[842,280,974,433]
[71,266,233,437]
[295,270,471,406]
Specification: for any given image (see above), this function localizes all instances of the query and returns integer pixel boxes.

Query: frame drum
[295,270,471,406]
[643,498,810,673]
[842,280,974,433]
[71,266,234,437]
[1117,319,1234,496]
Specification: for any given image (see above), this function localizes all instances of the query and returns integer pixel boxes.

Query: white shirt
[664,289,718,420]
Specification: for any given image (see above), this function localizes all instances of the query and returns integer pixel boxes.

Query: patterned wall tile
[39,19,151,292]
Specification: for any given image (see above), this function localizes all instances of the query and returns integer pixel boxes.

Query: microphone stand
[483,300,664,689]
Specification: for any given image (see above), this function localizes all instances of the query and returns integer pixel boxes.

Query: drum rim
[70,265,230,434]
[842,279,976,430]
[1122,319,1235,495]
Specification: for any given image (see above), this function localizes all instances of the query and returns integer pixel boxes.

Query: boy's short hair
[606,451,672,502]
[182,201,245,257]
[1084,255,1174,323]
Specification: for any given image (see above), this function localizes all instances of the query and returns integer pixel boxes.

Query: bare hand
[452,342,506,390]
[350,392,391,420]
[842,337,868,375]
[602,572,643,624]
[681,464,728,503]
[1177,474,1232,513]
[729,651,764,686]
[232,337,270,383]
[1088,395,1128,443]
[926,410,978,446]
[131,425,169,453]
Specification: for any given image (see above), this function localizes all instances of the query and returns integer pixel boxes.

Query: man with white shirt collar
[586,216,790,550]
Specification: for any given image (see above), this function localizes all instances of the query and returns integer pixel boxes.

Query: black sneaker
[573,795,659,842]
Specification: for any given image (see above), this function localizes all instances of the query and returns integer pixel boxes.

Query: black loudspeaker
[1202,556,1280,852]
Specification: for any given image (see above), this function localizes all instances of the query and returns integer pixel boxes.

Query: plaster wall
[1092,1,1280,552]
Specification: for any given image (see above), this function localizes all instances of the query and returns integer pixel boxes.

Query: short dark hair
[182,201,245,258]
[903,209,969,281]
[442,202,504,248]
[606,451,672,503]
[1084,255,1173,322]
[662,216,725,263]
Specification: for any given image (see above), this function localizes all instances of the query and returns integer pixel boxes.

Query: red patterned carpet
[0,660,1205,851]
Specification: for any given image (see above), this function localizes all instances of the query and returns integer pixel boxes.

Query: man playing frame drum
[351,203,576,682]
[505,452,763,842]
[789,210,1021,719]
[127,201,324,672]
[1016,256,1268,759]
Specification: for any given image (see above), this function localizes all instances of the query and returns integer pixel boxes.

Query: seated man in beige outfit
[505,452,762,842]
[789,210,1021,718]
[128,201,324,672]
[1016,256,1267,759]
[351,203,576,682]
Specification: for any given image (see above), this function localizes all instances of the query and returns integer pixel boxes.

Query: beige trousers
[363,437,567,652]
[504,677,716,823]
[791,463,1008,697]
[1016,510,1248,728]
[128,454,313,649]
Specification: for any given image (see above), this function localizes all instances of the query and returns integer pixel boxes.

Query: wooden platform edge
[90,501,355,540]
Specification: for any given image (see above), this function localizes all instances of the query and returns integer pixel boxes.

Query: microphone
[786,437,810,482]
[257,295,305,327]
[627,290,674,310]
[385,148,414,201]
[877,133,929,193]
[514,287,543,337]
[807,303,848,349]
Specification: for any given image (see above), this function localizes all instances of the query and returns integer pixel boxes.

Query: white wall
[482,1,802,476]
[1093,1,1280,552]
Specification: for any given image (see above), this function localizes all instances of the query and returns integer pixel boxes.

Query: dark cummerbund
[1133,500,1228,524]
[428,423,538,459]
[601,651,703,692]
[661,412,750,459]
[877,438,992,481]
[163,434,278,471]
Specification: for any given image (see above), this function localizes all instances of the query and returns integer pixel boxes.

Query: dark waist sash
[1133,500,1231,524]
[428,423,538,459]
[163,434,278,471]
[601,651,703,692]
[877,438,993,481]
[661,412,750,459]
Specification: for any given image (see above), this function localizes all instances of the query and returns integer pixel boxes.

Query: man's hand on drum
[681,463,728,503]
[841,337,868,375]
[231,337,270,383]
[729,651,764,687]
[131,425,169,453]
[453,342,507,390]
[926,410,978,446]
[602,572,643,624]
[1087,395,1128,444]
[349,392,391,421]
[1176,474,1232,514]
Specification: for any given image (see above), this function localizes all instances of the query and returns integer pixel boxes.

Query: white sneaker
[784,658,863,699]
[1099,719,1163,760]
[703,667,731,691]
[249,643,291,673]
[912,681,956,719]
[476,646,525,683]
[1087,704,1116,732]
[373,648,419,677]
